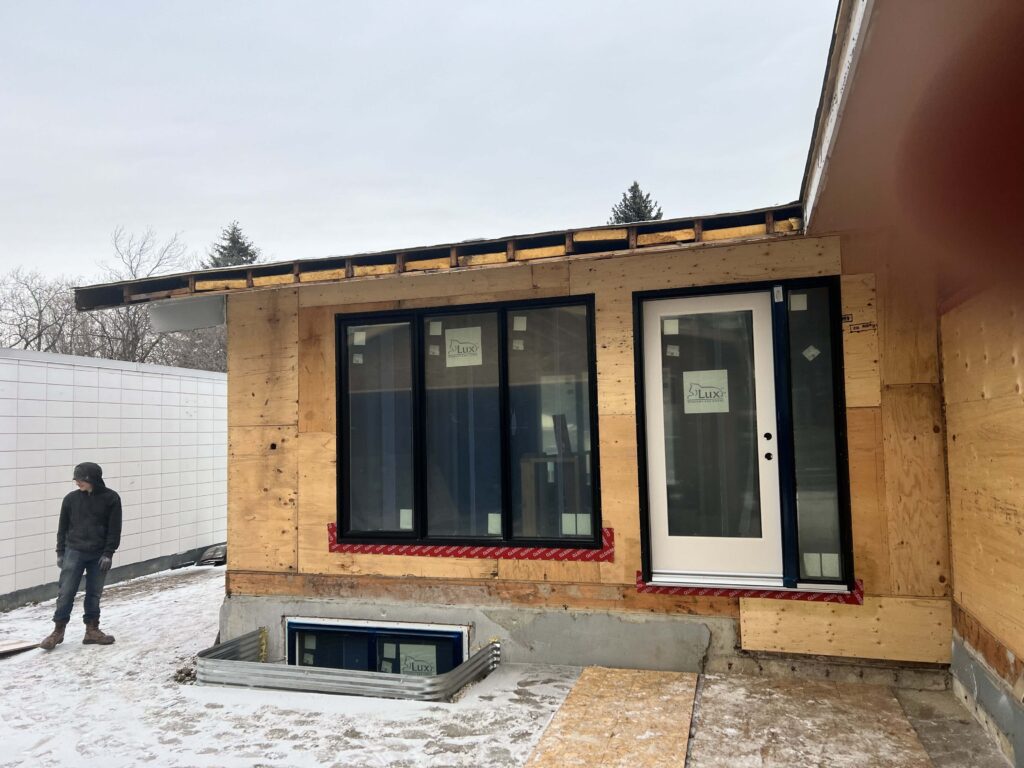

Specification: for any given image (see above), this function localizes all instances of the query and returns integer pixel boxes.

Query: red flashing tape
[635,572,865,604]
[328,523,615,562]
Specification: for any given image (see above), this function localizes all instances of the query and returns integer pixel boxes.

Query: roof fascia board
[802,0,875,230]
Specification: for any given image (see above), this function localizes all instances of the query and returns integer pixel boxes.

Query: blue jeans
[52,549,107,624]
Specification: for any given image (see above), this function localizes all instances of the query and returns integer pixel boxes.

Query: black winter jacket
[56,484,122,558]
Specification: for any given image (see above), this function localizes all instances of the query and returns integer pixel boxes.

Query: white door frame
[642,291,783,587]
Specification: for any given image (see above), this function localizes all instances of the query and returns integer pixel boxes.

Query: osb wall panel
[227,289,299,427]
[740,595,952,663]
[942,285,1024,661]
[846,407,890,595]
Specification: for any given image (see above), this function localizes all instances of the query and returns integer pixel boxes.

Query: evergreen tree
[205,221,260,268]
[608,181,663,224]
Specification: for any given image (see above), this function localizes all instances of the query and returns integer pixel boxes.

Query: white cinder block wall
[0,349,227,595]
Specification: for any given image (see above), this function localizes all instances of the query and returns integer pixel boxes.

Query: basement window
[336,296,601,548]
[285,618,469,676]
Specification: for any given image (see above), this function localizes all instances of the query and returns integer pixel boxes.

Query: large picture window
[338,297,600,547]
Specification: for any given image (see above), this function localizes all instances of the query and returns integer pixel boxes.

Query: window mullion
[413,311,428,542]
[497,308,513,542]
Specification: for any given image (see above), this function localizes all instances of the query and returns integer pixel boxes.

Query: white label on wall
[399,508,413,530]
[665,344,680,358]
[663,318,679,335]
[400,644,438,676]
[352,330,367,346]
[351,353,364,365]
[802,345,821,362]
[513,315,528,332]
[790,293,808,311]
[445,326,483,367]
[429,320,443,336]
[683,369,729,414]
[488,512,502,535]
[512,338,525,351]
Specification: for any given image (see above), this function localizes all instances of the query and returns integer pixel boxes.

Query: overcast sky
[0,2,837,280]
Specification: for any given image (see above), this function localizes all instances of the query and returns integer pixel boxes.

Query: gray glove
[57,555,64,569]
[99,555,112,574]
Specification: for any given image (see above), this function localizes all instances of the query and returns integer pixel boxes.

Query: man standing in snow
[39,462,122,650]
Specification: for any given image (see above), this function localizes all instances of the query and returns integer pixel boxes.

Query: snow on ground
[0,568,578,768]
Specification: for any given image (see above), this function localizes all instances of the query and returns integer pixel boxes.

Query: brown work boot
[39,621,68,651]
[82,620,115,645]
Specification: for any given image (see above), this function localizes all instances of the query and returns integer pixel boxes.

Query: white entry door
[643,291,783,586]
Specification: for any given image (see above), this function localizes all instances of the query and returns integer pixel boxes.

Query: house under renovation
[75,0,1024,760]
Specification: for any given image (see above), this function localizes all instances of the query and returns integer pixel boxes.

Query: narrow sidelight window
[423,312,502,538]
[344,322,415,533]
[787,286,843,580]
[507,305,594,539]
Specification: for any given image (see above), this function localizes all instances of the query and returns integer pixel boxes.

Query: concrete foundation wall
[220,594,738,672]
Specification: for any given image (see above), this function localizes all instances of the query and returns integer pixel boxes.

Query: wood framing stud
[506,240,516,262]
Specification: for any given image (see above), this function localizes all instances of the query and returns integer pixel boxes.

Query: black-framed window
[634,277,853,589]
[337,296,601,547]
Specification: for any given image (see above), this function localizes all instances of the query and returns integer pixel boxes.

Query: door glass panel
[506,305,594,539]
[345,322,415,533]
[661,310,761,538]
[424,312,502,537]
[788,287,842,580]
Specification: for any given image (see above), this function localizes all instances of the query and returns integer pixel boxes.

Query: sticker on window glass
[488,512,502,535]
[821,553,841,578]
[304,634,317,650]
[400,644,438,676]
[429,320,443,336]
[382,642,396,658]
[428,344,440,356]
[683,369,729,414]
[665,344,680,358]
[380,660,393,673]
[802,345,821,362]
[663,318,679,336]
[513,315,528,332]
[351,353,364,365]
[790,293,808,312]
[399,508,414,530]
[512,339,525,351]
[352,330,367,346]
[445,326,483,367]
[302,653,315,666]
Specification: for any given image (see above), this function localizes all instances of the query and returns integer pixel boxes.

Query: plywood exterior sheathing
[221,232,953,664]
[941,285,1024,661]
[740,595,952,663]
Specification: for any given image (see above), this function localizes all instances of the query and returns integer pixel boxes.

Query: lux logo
[448,338,479,355]
[688,383,725,401]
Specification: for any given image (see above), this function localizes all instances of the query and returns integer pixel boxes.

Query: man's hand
[57,555,64,569]
[99,555,112,574]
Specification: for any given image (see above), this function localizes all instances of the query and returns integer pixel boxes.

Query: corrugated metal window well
[196,619,500,701]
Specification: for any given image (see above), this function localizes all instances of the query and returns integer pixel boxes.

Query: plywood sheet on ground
[740,595,951,663]
[688,675,932,767]
[527,667,696,768]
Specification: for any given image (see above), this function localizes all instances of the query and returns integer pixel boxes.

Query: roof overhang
[802,0,1024,295]
[75,203,802,311]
